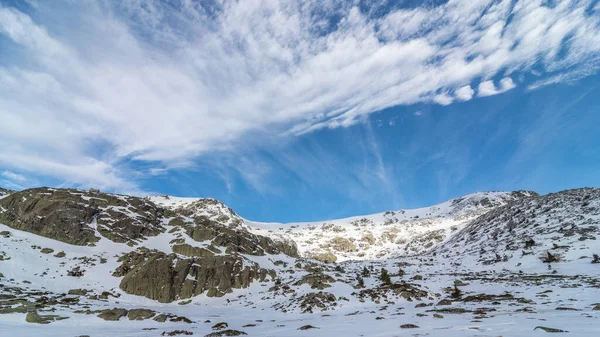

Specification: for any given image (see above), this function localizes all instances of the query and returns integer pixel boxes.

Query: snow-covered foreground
[1,188,600,336]
[2,221,600,336]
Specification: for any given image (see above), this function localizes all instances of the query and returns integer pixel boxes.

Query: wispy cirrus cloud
[0,0,599,191]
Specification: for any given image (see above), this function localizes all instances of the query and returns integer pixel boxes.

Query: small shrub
[543,252,560,263]
[525,239,536,249]
[451,285,461,299]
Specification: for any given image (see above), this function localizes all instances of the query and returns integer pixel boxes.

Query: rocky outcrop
[0,187,164,245]
[116,249,275,302]
[185,217,298,257]
[294,273,336,290]
[172,244,217,257]
[306,250,337,263]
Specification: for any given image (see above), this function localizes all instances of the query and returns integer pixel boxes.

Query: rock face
[0,187,164,245]
[117,249,275,303]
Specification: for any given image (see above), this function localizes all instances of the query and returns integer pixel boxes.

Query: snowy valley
[0,187,599,336]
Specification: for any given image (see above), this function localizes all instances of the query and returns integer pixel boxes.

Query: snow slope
[247,191,536,261]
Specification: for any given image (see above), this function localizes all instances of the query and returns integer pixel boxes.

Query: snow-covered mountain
[247,191,536,262]
[1,187,599,336]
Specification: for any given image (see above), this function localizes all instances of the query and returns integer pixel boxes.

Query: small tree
[356,274,365,288]
[380,268,391,286]
[592,254,600,264]
[397,267,405,277]
[361,266,370,277]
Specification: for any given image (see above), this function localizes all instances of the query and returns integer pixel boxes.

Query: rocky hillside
[0,187,298,303]
[436,187,600,272]
[1,186,599,336]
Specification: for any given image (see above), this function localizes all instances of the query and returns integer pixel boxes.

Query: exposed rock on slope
[184,217,298,257]
[0,187,164,245]
[116,248,275,302]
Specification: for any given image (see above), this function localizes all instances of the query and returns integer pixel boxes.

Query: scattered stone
[127,309,155,320]
[97,308,128,321]
[534,326,568,333]
[437,299,452,306]
[25,311,68,324]
[162,330,193,336]
[68,289,89,296]
[40,248,54,254]
[400,324,419,329]
[555,307,579,311]
[153,314,193,323]
[294,273,336,290]
[54,251,66,258]
[204,330,247,337]
[298,325,319,330]
[67,266,84,277]
[428,308,471,314]
[212,322,228,330]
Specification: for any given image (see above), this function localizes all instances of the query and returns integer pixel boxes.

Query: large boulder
[117,249,275,303]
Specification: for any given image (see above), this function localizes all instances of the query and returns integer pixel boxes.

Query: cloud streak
[0,0,599,190]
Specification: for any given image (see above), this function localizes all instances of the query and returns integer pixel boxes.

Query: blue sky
[1,0,600,222]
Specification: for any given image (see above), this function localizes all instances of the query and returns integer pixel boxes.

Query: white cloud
[0,0,599,191]
[1,171,27,182]
[455,85,475,101]
[433,93,453,106]
[478,77,517,97]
